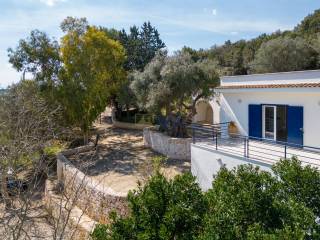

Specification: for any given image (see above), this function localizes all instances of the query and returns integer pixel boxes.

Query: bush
[273,157,320,216]
[199,164,315,239]
[91,224,109,240]
[92,158,320,239]
[91,172,207,240]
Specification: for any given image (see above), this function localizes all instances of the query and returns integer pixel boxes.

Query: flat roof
[221,69,320,88]
[217,82,320,89]
[222,69,320,79]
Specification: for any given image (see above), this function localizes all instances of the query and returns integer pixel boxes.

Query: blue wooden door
[287,106,303,146]
[249,104,262,138]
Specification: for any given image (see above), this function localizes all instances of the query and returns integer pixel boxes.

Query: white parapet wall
[143,127,191,160]
[191,144,273,191]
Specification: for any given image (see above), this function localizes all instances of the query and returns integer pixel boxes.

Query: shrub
[91,172,207,240]
[92,158,320,239]
[273,157,320,216]
[199,164,315,239]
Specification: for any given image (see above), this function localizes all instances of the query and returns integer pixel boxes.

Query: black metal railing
[190,123,320,166]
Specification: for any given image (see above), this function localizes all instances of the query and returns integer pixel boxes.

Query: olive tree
[131,50,219,136]
[250,36,318,73]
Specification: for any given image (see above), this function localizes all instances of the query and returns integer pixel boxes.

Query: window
[263,106,276,140]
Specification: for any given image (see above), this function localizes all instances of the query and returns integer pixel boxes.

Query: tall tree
[60,16,89,34]
[101,22,166,112]
[7,30,61,96]
[8,17,126,143]
[59,26,126,143]
[295,9,320,35]
[131,50,219,136]
[103,22,166,72]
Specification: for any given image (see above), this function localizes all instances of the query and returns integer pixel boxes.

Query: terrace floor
[195,137,320,168]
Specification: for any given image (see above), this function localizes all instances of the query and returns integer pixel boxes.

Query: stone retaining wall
[44,179,97,239]
[143,127,191,160]
[57,146,129,223]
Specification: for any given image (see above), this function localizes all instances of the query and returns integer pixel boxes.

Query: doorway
[249,104,302,145]
[262,105,287,142]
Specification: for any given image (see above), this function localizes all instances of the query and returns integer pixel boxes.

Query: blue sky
[0,0,319,88]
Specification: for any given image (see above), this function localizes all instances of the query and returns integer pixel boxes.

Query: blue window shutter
[249,104,262,138]
[287,106,303,146]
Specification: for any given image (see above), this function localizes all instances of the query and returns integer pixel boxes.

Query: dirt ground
[0,114,191,239]
[68,123,191,194]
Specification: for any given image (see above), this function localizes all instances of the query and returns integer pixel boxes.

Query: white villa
[192,70,320,190]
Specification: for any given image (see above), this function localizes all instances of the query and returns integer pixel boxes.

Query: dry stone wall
[57,146,129,223]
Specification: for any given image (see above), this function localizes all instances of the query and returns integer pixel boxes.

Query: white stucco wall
[217,88,320,148]
[194,100,214,124]
[143,128,191,160]
[194,101,209,122]
[191,144,273,191]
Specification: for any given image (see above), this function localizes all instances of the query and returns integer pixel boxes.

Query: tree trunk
[126,106,130,119]
[83,131,89,145]
[165,104,171,116]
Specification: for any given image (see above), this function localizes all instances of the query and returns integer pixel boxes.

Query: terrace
[191,123,320,190]
[191,123,320,167]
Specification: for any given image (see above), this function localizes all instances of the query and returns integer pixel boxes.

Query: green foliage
[250,36,318,73]
[93,158,320,239]
[59,26,126,141]
[43,142,64,157]
[100,22,165,111]
[8,30,61,94]
[118,22,166,71]
[273,157,320,217]
[201,9,320,75]
[101,22,165,72]
[60,16,88,34]
[115,74,137,111]
[200,164,315,239]
[131,50,219,117]
[295,9,320,35]
[91,172,207,240]
[8,17,126,143]
[151,155,167,173]
[91,224,109,240]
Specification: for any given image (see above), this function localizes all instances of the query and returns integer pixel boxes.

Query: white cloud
[212,9,217,16]
[39,0,66,7]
